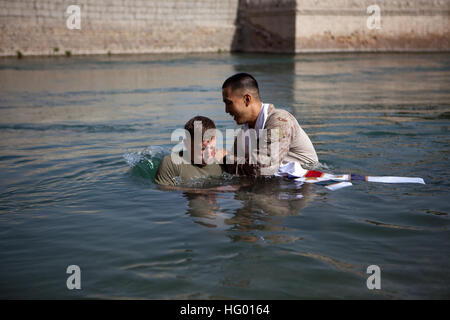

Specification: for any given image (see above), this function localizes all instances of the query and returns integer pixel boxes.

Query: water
[0,53,449,299]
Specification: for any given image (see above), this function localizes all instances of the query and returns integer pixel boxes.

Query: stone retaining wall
[0,0,448,56]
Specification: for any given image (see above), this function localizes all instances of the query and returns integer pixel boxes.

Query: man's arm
[223,116,293,176]
[255,115,293,176]
[154,155,178,186]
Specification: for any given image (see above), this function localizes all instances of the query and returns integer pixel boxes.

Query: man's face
[222,86,248,125]
[200,136,216,164]
[188,136,216,165]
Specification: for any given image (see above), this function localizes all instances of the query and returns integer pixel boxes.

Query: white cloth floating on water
[275,161,425,191]
[325,181,353,191]
[366,176,425,184]
[293,173,350,184]
[275,161,307,178]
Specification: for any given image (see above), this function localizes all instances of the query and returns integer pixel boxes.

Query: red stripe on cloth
[305,170,324,178]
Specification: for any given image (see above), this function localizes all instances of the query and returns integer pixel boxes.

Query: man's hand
[215,148,227,162]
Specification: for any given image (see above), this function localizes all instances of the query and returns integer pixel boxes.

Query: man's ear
[244,93,251,106]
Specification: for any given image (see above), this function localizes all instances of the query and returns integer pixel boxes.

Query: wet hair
[222,73,260,99]
[184,116,216,141]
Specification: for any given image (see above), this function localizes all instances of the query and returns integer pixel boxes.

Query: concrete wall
[295,0,450,52]
[0,0,239,56]
[232,0,296,52]
[0,0,448,56]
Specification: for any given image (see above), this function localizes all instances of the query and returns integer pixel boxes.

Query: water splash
[123,146,169,181]
[124,146,168,166]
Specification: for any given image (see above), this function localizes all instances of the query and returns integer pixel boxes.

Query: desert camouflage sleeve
[255,114,293,176]
[223,114,293,176]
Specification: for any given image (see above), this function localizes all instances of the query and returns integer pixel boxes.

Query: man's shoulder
[161,153,175,164]
[267,104,294,117]
[161,153,221,171]
[265,104,298,128]
[159,153,183,170]
[155,153,182,186]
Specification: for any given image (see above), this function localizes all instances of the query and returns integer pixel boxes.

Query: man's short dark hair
[184,116,216,141]
[222,73,260,99]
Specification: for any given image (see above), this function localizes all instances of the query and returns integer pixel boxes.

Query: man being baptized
[155,116,224,186]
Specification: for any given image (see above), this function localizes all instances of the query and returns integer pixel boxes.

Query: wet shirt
[155,153,223,186]
[224,103,318,176]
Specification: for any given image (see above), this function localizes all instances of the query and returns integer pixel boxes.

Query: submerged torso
[155,153,223,185]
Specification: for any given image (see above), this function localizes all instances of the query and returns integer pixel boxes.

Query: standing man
[222,73,318,176]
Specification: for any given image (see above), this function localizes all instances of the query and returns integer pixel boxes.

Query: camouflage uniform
[224,104,318,176]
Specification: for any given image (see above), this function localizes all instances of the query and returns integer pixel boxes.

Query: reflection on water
[183,179,314,243]
[0,53,449,299]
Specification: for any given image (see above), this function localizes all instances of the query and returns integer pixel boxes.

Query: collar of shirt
[241,103,269,155]
[243,103,269,134]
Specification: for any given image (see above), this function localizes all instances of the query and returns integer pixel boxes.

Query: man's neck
[248,102,262,129]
